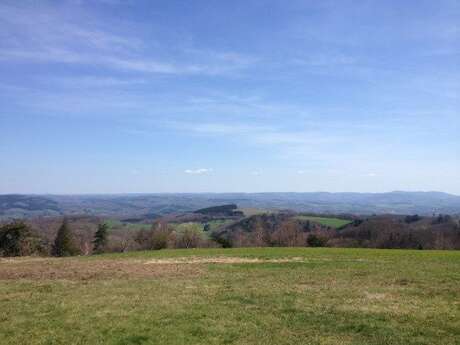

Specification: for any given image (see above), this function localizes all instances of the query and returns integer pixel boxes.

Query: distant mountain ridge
[1,191,460,220]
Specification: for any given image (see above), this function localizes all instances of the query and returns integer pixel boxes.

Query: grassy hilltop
[1,247,459,345]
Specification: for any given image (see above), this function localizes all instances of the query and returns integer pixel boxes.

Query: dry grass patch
[0,257,203,281]
[144,256,306,265]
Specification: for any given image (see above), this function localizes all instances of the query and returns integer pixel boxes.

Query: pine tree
[52,219,79,257]
[93,223,108,254]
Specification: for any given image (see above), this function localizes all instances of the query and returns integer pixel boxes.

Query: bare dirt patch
[144,256,306,264]
[0,255,383,281]
[0,258,203,281]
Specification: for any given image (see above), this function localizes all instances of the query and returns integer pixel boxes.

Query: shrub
[307,234,327,247]
[0,221,44,257]
[151,223,170,250]
[405,215,421,224]
[210,231,232,248]
[174,223,205,248]
[134,229,154,250]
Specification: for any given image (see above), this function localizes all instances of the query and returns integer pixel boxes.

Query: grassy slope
[169,220,233,232]
[1,248,459,345]
[294,215,352,228]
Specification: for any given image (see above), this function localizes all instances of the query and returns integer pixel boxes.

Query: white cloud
[184,168,213,175]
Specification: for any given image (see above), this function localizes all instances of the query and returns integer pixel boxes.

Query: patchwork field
[294,215,352,228]
[1,248,459,345]
[238,207,275,216]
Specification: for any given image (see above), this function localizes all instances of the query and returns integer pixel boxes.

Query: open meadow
[293,216,352,228]
[1,248,459,345]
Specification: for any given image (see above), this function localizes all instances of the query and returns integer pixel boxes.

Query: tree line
[1,213,459,257]
[0,219,109,257]
[0,219,215,257]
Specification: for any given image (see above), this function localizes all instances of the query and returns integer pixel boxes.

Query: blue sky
[0,0,459,194]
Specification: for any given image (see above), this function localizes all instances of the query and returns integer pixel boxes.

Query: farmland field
[238,207,274,216]
[1,248,459,345]
[105,219,152,231]
[294,215,352,228]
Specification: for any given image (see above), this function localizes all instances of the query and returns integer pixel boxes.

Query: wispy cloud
[47,76,147,88]
[184,168,213,175]
[0,3,141,51]
[291,54,357,67]
[167,120,345,148]
[0,46,252,76]
[0,2,255,76]
[363,172,378,177]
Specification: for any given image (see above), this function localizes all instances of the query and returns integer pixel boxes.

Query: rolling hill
[1,191,460,220]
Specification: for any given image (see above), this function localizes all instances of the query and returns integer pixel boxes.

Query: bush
[405,215,421,224]
[0,221,44,257]
[173,223,205,248]
[152,228,171,250]
[307,234,327,247]
[210,231,232,248]
[134,229,154,250]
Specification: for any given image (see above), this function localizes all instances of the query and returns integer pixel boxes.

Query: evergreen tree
[52,219,79,257]
[93,223,108,254]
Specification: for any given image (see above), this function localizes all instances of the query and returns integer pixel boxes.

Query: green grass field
[206,219,234,231]
[294,216,352,228]
[1,248,459,345]
[168,220,233,234]
[238,208,276,216]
